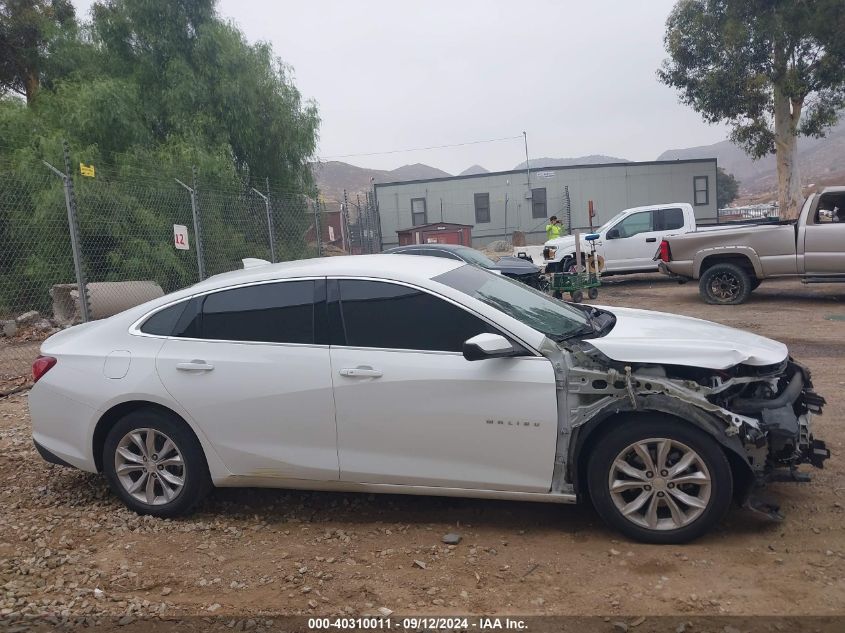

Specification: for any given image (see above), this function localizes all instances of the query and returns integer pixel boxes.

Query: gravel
[1,276,844,622]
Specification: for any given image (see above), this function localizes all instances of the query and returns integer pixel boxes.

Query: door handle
[175,360,215,372]
[339,366,383,378]
[645,237,657,243]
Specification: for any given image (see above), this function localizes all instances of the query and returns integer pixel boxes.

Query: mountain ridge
[313,124,845,205]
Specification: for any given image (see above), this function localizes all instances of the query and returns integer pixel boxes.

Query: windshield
[595,209,628,233]
[434,265,592,341]
[454,247,495,269]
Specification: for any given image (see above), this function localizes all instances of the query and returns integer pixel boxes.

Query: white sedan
[29,255,828,543]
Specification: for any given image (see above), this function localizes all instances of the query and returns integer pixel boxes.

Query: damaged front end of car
[548,340,829,519]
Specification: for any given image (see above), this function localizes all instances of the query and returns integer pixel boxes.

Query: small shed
[397,222,474,246]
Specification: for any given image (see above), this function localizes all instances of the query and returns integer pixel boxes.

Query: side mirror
[463,333,516,361]
[606,228,620,239]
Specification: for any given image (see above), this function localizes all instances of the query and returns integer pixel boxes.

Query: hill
[512,155,630,170]
[658,119,845,198]
[459,164,490,176]
[311,161,451,205]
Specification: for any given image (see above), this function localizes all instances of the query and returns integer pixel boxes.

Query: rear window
[139,281,315,343]
[140,301,189,336]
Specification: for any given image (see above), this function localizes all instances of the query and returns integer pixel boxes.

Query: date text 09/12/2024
[307,617,528,630]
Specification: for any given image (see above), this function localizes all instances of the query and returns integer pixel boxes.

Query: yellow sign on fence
[79,163,96,178]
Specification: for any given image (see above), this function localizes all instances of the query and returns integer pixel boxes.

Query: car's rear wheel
[103,408,210,517]
[699,262,752,304]
[587,418,732,544]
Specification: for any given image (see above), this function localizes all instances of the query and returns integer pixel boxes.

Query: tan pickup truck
[657,186,845,304]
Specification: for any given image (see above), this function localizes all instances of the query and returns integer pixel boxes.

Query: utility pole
[504,192,509,243]
[523,131,531,192]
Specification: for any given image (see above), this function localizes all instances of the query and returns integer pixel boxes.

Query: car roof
[189,254,464,294]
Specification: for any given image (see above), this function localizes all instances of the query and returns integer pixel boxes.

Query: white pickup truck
[516,203,697,274]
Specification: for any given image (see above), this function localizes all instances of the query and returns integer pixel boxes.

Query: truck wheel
[699,263,752,305]
[587,417,733,544]
[557,256,576,274]
[588,287,599,300]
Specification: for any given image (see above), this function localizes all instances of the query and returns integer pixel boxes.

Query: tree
[659,0,845,219]
[0,0,321,312]
[89,0,319,190]
[716,167,739,208]
[0,0,76,104]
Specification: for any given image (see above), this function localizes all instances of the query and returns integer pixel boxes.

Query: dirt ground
[1,275,844,626]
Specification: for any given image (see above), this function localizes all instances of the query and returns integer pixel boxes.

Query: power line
[318,135,523,160]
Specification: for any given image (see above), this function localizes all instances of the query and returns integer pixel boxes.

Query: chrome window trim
[128,276,325,345]
[130,272,546,358]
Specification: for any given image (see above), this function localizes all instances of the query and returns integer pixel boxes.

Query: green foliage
[0,0,77,103]
[659,0,845,158]
[716,168,739,208]
[0,0,320,316]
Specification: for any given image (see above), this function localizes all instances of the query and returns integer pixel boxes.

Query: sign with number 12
[173,225,190,250]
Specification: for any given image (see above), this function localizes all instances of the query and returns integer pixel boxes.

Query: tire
[588,287,599,300]
[570,290,584,302]
[750,278,762,291]
[559,255,579,274]
[586,417,733,544]
[699,262,752,305]
[103,408,211,517]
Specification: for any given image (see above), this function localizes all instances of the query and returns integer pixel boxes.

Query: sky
[70,0,730,174]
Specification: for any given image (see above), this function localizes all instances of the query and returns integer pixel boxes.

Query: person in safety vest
[546,216,563,240]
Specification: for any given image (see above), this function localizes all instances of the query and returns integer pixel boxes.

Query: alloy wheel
[114,428,186,505]
[709,272,741,301]
[608,437,711,531]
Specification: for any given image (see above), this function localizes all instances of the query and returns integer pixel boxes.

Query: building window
[411,197,427,225]
[694,176,709,206]
[474,193,490,224]
[531,187,547,218]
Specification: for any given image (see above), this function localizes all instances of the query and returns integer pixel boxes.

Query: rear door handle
[175,360,215,372]
[645,237,657,243]
[339,366,383,378]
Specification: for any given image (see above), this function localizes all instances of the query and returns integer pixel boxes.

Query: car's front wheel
[587,418,733,543]
[103,408,211,517]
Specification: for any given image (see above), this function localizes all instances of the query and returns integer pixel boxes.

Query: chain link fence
[0,142,380,390]
[717,204,780,223]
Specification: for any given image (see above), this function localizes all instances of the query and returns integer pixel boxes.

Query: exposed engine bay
[553,340,830,516]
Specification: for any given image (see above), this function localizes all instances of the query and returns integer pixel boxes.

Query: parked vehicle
[517,203,697,274]
[384,244,544,288]
[658,187,845,304]
[29,255,828,543]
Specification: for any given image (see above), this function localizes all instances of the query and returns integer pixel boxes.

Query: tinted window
[337,280,494,352]
[140,301,189,335]
[615,211,653,238]
[200,281,314,344]
[658,208,684,231]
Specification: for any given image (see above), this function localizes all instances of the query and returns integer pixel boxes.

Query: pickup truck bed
[658,187,845,304]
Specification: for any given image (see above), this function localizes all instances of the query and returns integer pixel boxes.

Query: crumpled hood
[588,306,787,370]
